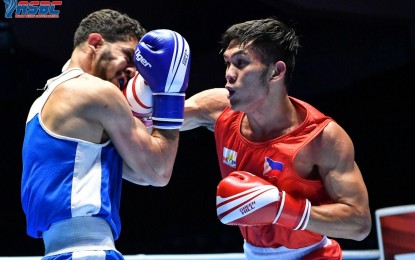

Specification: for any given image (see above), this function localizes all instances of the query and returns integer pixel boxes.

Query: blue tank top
[21,69,123,239]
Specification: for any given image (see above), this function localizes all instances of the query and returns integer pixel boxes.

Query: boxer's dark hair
[220,17,300,87]
[73,9,147,48]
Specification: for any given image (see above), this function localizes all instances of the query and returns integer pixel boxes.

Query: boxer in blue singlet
[21,9,191,259]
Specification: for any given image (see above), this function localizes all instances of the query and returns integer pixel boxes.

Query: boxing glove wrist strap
[152,93,185,129]
[273,191,311,230]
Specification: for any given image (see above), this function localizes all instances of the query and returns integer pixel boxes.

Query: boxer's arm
[306,122,371,241]
[110,29,191,185]
[93,80,178,187]
[182,88,229,131]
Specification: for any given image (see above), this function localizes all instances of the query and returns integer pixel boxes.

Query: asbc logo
[4,0,62,18]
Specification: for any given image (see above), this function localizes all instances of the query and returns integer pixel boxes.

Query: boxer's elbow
[124,162,172,187]
[350,213,372,241]
[146,165,173,187]
[151,171,172,187]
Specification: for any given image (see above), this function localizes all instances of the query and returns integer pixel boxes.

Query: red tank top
[214,97,334,248]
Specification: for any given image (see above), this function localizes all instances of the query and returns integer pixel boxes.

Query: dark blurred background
[1,0,414,256]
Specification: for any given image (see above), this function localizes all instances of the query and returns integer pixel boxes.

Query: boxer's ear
[87,33,103,51]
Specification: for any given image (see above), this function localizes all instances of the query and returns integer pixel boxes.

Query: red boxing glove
[216,171,311,230]
[123,72,153,128]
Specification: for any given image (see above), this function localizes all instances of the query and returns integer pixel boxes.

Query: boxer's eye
[118,78,125,89]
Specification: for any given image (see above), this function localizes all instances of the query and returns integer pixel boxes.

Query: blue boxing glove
[134,29,191,129]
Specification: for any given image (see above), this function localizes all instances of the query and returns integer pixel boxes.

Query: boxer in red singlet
[182,18,371,259]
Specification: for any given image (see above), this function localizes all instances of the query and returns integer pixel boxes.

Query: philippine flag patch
[263,157,284,175]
